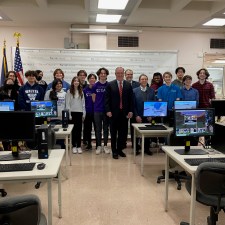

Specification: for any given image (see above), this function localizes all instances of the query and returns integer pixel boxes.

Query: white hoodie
[44,89,66,119]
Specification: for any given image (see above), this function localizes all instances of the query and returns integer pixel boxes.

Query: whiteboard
[12,48,178,84]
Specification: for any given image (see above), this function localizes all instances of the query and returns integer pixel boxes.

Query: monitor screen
[174,101,197,110]
[0,101,15,111]
[143,101,167,117]
[174,108,215,137]
[211,99,225,117]
[31,100,58,118]
[0,111,35,141]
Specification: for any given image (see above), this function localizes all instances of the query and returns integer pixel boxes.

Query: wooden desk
[132,123,173,175]
[162,146,224,225]
[0,150,65,225]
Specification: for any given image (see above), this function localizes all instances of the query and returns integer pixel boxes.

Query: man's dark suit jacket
[105,79,133,117]
[131,80,140,89]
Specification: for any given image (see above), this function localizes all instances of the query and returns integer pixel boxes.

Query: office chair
[181,162,225,225]
[157,132,198,190]
[0,194,47,225]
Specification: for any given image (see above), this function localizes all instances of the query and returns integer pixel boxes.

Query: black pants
[71,112,83,148]
[130,117,136,147]
[83,112,96,146]
[109,111,128,155]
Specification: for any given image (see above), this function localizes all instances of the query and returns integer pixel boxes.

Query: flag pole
[13,32,24,86]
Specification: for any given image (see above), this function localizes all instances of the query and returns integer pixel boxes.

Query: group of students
[0,66,215,159]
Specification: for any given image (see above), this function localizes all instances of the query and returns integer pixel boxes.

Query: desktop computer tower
[37,124,51,159]
[62,109,69,128]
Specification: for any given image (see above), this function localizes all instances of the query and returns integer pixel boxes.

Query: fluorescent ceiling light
[70,28,142,34]
[203,18,225,26]
[96,14,121,23]
[213,60,225,63]
[0,16,2,20]
[98,0,129,10]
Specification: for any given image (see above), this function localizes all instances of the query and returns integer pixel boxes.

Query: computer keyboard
[139,125,167,130]
[0,162,36,172]
[184,157,225,166]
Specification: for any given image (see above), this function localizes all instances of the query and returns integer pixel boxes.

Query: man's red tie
[119,81,123,109]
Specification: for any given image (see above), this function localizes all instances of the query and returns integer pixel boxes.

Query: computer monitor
[211,99,225,120]
[143,101,168,117]
[174,108,215,155]
[174,101,197,110]
[0,101,15,111]
[31,100,58,118]
[0,111,35,142]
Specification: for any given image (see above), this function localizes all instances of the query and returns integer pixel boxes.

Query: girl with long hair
[66,76,86,154]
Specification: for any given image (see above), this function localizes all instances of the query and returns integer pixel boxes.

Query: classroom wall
[0,26,224,82]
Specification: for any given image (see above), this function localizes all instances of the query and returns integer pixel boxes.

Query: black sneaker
[86,145,92,150]
[144,149,153,155]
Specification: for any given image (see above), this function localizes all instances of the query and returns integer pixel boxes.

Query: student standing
[192,68,215,108]
[92,67,110,155]
[150,72,163,97]
[46,68,70,92]
[6,71,20,92]
[18,70,44,111]
[157,72,182,110]
[66,76,86,154]
[181,75,199,106]
[172,67,185,88]
[133,74,155,155]
[44,79,66,120]
[0,78,19,109]
[83,73,97,150]
[105,67,133,159]
[36,70,48,92]
[77,70,88,89]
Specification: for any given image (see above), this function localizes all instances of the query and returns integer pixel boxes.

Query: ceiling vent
[118,36,139,47]
[210,39,225,49]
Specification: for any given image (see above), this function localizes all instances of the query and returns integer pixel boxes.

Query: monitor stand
[174,148,208,155]
[174,139,208,155]
[0,152,31,161]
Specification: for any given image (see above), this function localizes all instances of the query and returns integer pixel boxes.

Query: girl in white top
[44,79,66,120]
[66,76,86,154]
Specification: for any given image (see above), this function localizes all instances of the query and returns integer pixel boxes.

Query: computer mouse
[37,163,46,170]
[63,128,67,131]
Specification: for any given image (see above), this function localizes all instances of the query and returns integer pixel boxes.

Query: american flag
[0,42,8,86]
[14,42,24,85]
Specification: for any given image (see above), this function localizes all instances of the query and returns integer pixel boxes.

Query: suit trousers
[109,110,128,155]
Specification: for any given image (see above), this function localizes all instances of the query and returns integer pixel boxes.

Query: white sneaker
[103,146,110,154]
[72,147,77,154]
[77,147,82,154]
[96,146,102,155]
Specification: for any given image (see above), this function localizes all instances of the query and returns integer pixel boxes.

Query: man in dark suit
[105,67,133,159]
[125,69,140,89]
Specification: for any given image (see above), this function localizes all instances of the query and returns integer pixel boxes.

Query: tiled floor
[3,144,225,225]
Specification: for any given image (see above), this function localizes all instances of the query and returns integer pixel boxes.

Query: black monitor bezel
[211,99,225,117]
[30,100,58,118]
[0,111,35,141]
[143,101,168,117]
[174,108,215,138]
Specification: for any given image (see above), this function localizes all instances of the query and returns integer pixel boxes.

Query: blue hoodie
[18,82,45,111]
